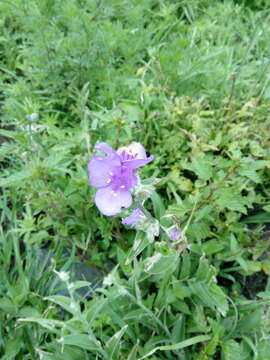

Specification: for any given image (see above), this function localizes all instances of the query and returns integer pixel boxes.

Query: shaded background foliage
[0,0,270,359]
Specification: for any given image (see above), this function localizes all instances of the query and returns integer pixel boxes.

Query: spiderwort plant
[88,142,154,216]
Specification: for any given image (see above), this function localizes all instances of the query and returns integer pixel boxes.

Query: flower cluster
[88,142,154,216]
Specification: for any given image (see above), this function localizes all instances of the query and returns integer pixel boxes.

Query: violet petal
[122,155,154,169]
[117,142,147,160]
[94,142,116,157]
[88,155,121,188]
[122,208,144,227]
[95,186,132,216]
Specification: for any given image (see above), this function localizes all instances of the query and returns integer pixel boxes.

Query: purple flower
[122,208,145,227]
[88,142,154,216]
[169,228,182,241]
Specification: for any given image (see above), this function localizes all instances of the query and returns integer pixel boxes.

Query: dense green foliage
[0,0,270,359]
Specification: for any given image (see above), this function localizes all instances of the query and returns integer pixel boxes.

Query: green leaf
[125,232,149,265]
[169,169,193,192]
[203,239,224,255]
[238,159,268,183]
[214,187,247,214]
[0,169,34,187]
[61,334,103,353]
[189,222,211,241]
[18,317,64,334]
[236,309,262,335]
[195,256,216,283]
[145,252,178,275]
[45,295,80,315]
[0,298,17,314]
[195,205,214,222]
[151,192,166,220]
[2,337,21,360]
[117,247,132,275]
[105,325,128,359]
[127,340,140,360]
[263,205,270,212]
[188,280,228,316]
[139,335,211,359]
[242,212,270,224]
[222,340,243,360]
[180,253,191,280]
[0,129,16,139]
[191,157,213,180]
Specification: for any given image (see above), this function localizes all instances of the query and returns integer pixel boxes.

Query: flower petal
[122,155,154,170]
[169,228,182,241]
[122,208,145,227]
[118,166,138,190]
[95,186,132,216]
[117,142,147,160]
[88,155,121,188]
[128,142,147,159]
[94,142,115,157]
[88,142,121,188]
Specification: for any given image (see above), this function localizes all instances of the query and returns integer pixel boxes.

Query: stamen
[127,146,138,158]
[120,185,125,189]
[111,190,117,197]
[107,178,111,184]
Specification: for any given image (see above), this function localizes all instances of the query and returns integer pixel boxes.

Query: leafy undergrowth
[0,0,270,359]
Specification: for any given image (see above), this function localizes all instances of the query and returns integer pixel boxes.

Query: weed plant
[0,0,270,359]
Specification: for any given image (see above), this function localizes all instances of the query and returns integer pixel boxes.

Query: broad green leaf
[1,337,21,360]
[195,205,214,222]
[238,159,268,183]
[188,280,228,316]
[214,188,247,214]
[145,252,178,275]
[191,157,213,180]
[236,309,262,335]
[172,280,191,300]
[222,340,243,360]
[203,239,224,255]
[189,222,211,241]
[169,169,193,192]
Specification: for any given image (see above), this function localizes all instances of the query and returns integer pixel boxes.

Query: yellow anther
[111,190,117,197]
[126,145,138,156]
[107,178,111,184]
[120,185,125,189]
